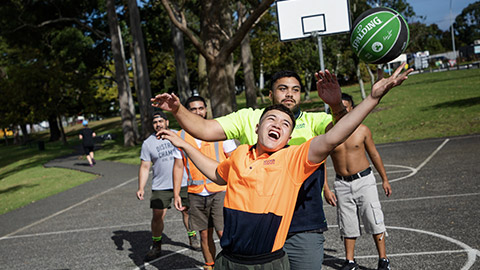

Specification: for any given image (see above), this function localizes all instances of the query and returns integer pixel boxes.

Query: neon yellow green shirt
[215,107,332,145]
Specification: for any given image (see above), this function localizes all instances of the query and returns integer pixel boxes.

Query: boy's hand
[151,93,181,113]
[315,69,342,106]
[156,129,187,149]
[371,63,413,100]
[383,181,392,197]
[324,186,337,206]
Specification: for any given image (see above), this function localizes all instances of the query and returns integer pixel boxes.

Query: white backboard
[276,0,351,41]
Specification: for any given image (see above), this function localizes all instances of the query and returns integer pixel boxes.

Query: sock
[205,262,214,266]
[187,231,197,237]
[152,236,162,242]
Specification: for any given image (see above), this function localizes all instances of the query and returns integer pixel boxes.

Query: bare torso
[330,124,371,176]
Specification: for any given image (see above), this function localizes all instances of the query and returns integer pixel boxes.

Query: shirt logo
[295,123,305,130]
[264,159,275,165]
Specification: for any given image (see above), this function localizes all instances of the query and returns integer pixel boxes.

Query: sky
[406,0,477,30]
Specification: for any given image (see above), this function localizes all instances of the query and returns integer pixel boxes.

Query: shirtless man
[327,93,392,270]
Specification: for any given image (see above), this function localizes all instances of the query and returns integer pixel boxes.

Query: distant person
[79,120,96,167]
[151,69,348,269]
[326,93,392,270]
[137,111,200,262]
[157,64,411,269]
[173,96,237,270]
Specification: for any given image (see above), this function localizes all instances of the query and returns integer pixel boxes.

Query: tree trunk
[238,2,257,109]
[58,115,68,145]
[207,62,233,117]
[198,54,213,117]
[20,124,29,145]
[356,63,366,100]
[170,2,191,104]
[106,0,137,146]
[128,0,153,140]
[365,63,375,95]
[202,0,234,117]
[240,32,257,109]
[304,69,312,101]
[48,114,60,142]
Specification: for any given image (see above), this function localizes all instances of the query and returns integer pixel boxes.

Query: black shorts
[83,145,94,155]
[150,187,189,209]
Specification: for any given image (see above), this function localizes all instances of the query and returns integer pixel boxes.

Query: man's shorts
[188,191,225,232]
[334,170,386,237]
[150,187,189,209]
[83,145,94,155]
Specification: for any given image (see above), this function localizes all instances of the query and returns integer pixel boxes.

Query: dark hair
[153,111,168,120]
[342,93,354,107]
[270,70,303,92]
[185,95,206,109]
[260,104,296,132]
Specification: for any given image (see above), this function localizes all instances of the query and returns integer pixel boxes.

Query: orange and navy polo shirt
[216,139,324,255]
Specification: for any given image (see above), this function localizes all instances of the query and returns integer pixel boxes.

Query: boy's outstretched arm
[151,93,227,141]
[308,63,413,164]
[156,129,226,185]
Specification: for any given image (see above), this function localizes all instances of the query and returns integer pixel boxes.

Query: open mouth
[268,130,280,140]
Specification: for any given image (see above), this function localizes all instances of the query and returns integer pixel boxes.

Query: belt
[336,167,371,182]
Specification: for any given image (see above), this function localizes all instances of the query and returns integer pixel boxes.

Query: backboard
[276,0,351,41]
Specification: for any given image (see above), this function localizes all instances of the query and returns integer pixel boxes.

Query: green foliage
[454,1,480,47]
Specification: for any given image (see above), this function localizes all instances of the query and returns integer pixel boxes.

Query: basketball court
[0,134,479,269]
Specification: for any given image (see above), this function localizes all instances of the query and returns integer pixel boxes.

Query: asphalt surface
[0,134,479,270]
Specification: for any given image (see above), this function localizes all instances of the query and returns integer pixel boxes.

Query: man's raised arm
[151,93,227,141]
[308,63,413,164]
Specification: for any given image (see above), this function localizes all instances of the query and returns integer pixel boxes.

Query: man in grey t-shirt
[137,111,200,261]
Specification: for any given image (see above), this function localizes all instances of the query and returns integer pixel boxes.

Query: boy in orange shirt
[158,64,411,269]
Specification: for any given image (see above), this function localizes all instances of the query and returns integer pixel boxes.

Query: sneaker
[378,258,391,270]
[144,240,162,261]
[92,159,96,165]
[188,231,201,251]
[89,164,94,167]
[340,260,358,270]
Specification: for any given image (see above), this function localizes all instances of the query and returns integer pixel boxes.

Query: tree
[0,0,108,143]
[106,0,139,146]
[454,1,480,47]
[127,0,154,139]
[161,0,275,117]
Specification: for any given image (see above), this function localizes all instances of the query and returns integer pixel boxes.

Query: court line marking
[4,190,480,240]
[325,224,479,269]
[381,192,480,203]
[0,174,141,239]
[323,249,476,260]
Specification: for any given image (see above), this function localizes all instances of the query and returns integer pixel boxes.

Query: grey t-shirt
[140,132,187,190]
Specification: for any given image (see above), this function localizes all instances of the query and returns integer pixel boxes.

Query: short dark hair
[260,104,296,133]
[153,111,168,120]
[185,96,206,109]
[342,93,354,107]
[270,70,303,92]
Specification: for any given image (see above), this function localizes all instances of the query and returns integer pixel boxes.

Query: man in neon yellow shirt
[151,69,345,269]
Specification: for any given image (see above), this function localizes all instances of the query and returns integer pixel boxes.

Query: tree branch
[217,0,274,63]
[161,0,213,63]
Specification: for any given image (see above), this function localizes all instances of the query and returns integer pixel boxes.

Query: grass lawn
[0,142,96,215]
[299,68,480,143]
[1,67,479,215]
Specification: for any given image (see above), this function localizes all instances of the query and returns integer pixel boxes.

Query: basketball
[350,7,409,64]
